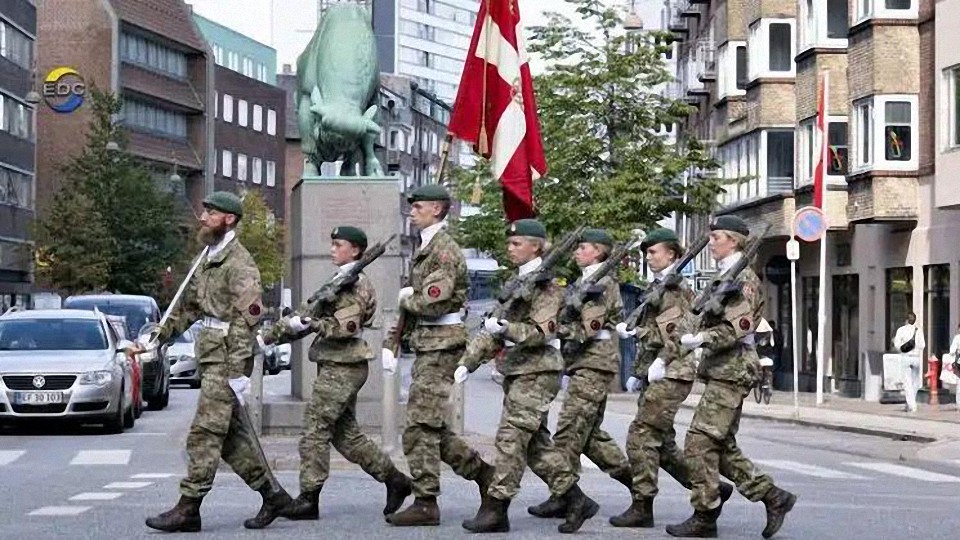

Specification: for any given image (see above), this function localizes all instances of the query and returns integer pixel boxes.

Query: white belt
[740,333,755,346]
[420,312,462,326]
[594,330,612,341]
[202,317,230,332]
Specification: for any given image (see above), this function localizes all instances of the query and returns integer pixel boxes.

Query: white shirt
[519,257,542,276]
[652,263,677,282]
[717,252,744,277]
[893,323,925,357]
[581,262,603,280]
[419,220,447,250]
[337,261,358,275]
[207,230,236,261]
[950,334,960,356]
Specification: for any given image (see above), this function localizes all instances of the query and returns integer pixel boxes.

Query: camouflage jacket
[633,279,697,382]
[697,266,764,387]
[160,238,264,379]
[268,271,376,363]
[459,274,564,376]
[560,274,622,374]
[398,228,468,352]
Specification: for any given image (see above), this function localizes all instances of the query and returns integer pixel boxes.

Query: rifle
[691,224,770,319]
[307,234,395,318]
[559,234,645,325]
[623,232,710,330]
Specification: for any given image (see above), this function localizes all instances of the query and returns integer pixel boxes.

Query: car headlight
[79,370,113,386]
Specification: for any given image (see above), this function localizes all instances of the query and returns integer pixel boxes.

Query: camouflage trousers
[547,368,628,477]
[685,379,776,511]
[403,348,489,497]
[180,362,276,499]
[490,371,578,500]
[299,361,397,492]
[625,377,693,500]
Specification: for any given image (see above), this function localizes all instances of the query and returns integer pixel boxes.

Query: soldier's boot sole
[145,515,202,533]
[527,495,567,518]
[609,499,654,528]
[386,497,440,527]
[383,473,413,516]
[761,489,797,539]
[665,508,721,538]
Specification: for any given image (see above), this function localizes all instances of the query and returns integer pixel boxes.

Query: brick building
[670,0,953,398]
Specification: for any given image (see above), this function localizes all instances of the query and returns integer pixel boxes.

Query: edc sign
[43,67,87,113]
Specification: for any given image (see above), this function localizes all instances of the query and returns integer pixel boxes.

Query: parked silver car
[168,324,199,388]
[0,309,137,433]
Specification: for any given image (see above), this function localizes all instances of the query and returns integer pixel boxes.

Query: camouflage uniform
[158,235,277,500]
[398,227,489,498]
[268,272,398,493]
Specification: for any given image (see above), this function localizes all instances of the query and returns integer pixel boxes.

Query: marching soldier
[262,226,413,520]
[384,185,494,526]
[455,219,600,534]
[527,228,631,518]
[612,228,733,528]
[666,216,796,539]
[137,192,293,532]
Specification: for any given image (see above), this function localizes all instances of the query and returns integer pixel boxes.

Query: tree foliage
[236,189,286,287]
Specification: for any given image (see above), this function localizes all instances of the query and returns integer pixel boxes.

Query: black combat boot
[284,488,321,521]
[609,498,654,528]
[716,482,734,516]
[462,496,511,533]
[145,495,202,533]
[527,494,566,518]
[243,484,294,529]
[386,496,441,526]
[557,484,600,534]
[383,470,413,516]
[761,486,797,538]
[665,507,721,538]
[475,462,495,502]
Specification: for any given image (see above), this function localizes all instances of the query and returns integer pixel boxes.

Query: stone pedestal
[262,176,403,434]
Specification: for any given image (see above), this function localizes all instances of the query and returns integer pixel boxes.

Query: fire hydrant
[927,357,940,406]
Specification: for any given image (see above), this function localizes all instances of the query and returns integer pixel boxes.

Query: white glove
[626,376,643,393]
[228,376,250,406]
[136,329,160,350]
[647,358,666,382]
[561,374,571,390]
[616,322,637,339]
[681,333,704,349]
[381,348,398,373]
[256,333,276,356]
[288,316,312,333]
[398,287,414,303]
[454,366,470,384]
[484,317,507,335]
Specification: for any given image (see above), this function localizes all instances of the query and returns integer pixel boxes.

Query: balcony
[679,0,701,19]
[666,5,689,38]
[696,41,716,83]
[681,53,708,97]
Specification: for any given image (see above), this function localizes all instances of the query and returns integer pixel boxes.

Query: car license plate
[14,391,64,405]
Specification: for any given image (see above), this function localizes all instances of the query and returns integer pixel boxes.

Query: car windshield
[64,299,154,338]
[0,319,108,351]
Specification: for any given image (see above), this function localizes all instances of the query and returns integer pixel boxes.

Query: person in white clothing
[941,325,960,411]
[892,313,925,413]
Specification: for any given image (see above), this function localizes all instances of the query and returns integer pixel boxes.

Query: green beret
[331,226,368,250]
[580,228,613,247]
[202,191,243,218]
[710,215,750,237]
[507,219,546,239]
[407,184,451,203]
[641,227,679,251]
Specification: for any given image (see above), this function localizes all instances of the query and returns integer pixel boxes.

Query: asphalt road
[1,366,958,539]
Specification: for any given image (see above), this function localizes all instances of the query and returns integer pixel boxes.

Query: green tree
[236,189,285,288]
[33,191,113,295]
[454,0,721,263]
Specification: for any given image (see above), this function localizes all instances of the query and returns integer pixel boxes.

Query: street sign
[786,239,800,261]
[793,207,827,242]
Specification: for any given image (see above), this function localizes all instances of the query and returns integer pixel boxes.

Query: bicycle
[754,357,774,404]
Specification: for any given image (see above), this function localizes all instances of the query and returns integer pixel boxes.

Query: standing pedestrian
[893,312,925,413]
[666,216,796,539]
[384,185,494,527]
[136,192,293,533]
[262,226,413,520]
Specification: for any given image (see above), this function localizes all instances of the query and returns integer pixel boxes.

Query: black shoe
[462,496,510,533]
[558,484,599,534]
[761,487,797,538]
[285,488,321,521]
[243,485,294,529]
[145,496,202,533]
[383,470,413,516]
[609,498,654,528]
[527,494,566,518]
[386,496,440,526]
[665,508,720,538]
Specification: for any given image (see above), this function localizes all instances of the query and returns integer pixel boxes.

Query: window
[946,66,960,148]
[266,161,276,187]
[120,32,187,78]
[228,51,239,71]
[885,101,911,161]
[122,98,187,138]
[389,128,401,150]
[0,20,34,70]
[766,130,795,193]
[798,118,816,183]
[214,91,218,119]
[242,57,254,78]
[735,46,747,90]
[0,164,35,210]
[212,44,223,65]
[237,154,248,181]
[748,19,796,80]
[828,121,848,176]
[799,119,848,184]
[222,150,233,178]
[252,104,263,132]
[223,94,234,123]
[769,24,791,71]
[238,99,248,127]
[924,265,951,359]
[267,109,277,136]
[0,93,33,141]
[885,267,913,348]
[854,95,917,170]
[252,158,263,184]
[800,0,848,49]
[717,42,747,98]
[854,99,874,167]
[257,64,268,82]
[857,0,917,21]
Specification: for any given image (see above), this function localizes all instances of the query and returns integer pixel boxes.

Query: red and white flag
[448,0,547,221]
[813,72,828,209]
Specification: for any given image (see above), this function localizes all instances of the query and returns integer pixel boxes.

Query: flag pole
[815,71,829,406]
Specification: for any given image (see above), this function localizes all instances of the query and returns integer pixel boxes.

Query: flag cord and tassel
[478,2,491,156]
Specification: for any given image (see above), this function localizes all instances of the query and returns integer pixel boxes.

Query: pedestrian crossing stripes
[753,460,869,480]
[103,481,152,490]
[844,462,960,483]
[0,450,25,466]
[69,492,124,502]
[130,473,176,479]
[28,506,91,516]
[70,450,131,466]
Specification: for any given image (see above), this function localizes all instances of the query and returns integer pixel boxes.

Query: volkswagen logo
[32,375,45,389]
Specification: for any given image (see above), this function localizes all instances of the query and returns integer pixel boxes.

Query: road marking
[846,462,960,482]
[103,481,152,489]
[580,455,599,470]
[70,492,124,501]
[0,450,25,466]
[126,432,168,436]
[28,506,91,516]
[131,473,176,479]
[70,450,132,466]
[753,459,868,480]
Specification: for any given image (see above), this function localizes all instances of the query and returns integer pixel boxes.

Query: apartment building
[670,0,949,399]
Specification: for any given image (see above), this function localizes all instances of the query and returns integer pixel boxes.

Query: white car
[168,324,200,388]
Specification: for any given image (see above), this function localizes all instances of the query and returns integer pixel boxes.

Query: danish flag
[448,0,547,221]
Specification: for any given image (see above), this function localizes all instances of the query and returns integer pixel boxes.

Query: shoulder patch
[346,321,357,333]
[427,286,441,298]
[739,317,751,331]
[590,320,602,331]
[249,304,261,316]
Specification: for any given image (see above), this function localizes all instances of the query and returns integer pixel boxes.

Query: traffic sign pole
[787,237,800,419]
